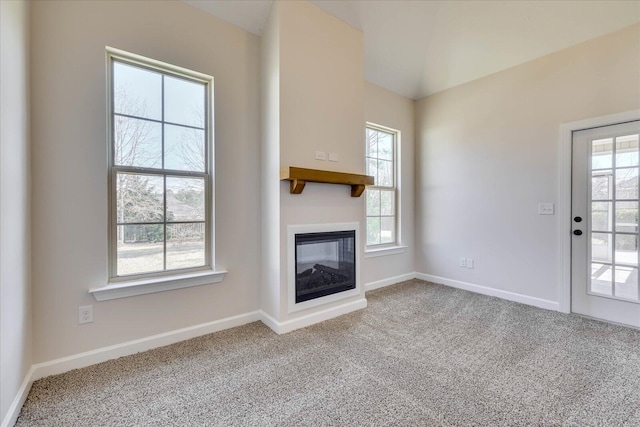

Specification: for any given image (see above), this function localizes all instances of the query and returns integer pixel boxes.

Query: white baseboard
[260,298,367,334]
[31,311,261,381]
[364,272,417,292]
[1,366,35,427]
[416,273,560,311]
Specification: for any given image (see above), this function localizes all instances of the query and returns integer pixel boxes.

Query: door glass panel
[591,232,612,263]
[615,134,639,167]
[592,138,613,169]
[591,202,612,232]
[591,174,611,200]
[590,263,613,296]
[615,234,638,266]
[615,201,638,232]
[615,168,638,199]
[614,266,638,300]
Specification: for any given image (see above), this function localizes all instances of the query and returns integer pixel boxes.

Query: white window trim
[97,47,225,300]
[365,122,401,252]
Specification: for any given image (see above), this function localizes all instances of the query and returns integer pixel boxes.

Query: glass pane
[366,189,380,216]
[591,174,611,200]
[591,202,611,232]
[165,124,205,172]
[113,62,161,121]
[164,76,205,128]
[366,128,377,158]
[366,217,380,246]
[380,189,395,216]
[114,116,162,168]
[166,177,205,222]
[590,263,613,296]
[592,138,612,170]
[615,201,638,233]
[378,160,393,187]
[380,217,395,244]
[367,158,378,183]
[117,225,164,276]
[615,134,639,167]
[615,234,638,266]
[377,131,393,161]
[591,232,612,263]
[615,167,638,199]
[116,173,164,223]
[614,266,639,301]
[166,223,205,270]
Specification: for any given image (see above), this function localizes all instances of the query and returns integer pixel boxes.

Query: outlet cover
[459,257,466,268]
[328,152,339,162]
[315,151,327,161]
[466,258,474,269]
[538,203,554,215]
[79,305,94,324]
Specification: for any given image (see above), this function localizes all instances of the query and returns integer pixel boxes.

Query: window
[365,124,398,247]
[107,49,213,281]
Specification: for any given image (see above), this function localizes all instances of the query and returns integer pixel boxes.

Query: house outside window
[365,124,398,247]
[107,48,214,282]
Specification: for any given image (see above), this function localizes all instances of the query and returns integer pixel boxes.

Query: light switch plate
[539,203,555,215]
[328,152,339,162]
[315,151,326,161]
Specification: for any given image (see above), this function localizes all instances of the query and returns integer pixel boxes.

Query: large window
[365,124,398,247]
[108,49,213,281]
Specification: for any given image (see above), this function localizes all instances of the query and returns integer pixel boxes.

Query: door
[572,121,640,328]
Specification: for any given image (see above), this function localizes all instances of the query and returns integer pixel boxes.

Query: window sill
[89,270,227,301]
[364,245,407,258]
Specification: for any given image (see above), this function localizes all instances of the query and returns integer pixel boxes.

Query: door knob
[574,216,582,223]
[573,230,583,236]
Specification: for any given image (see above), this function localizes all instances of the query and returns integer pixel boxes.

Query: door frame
[559,109,640,314]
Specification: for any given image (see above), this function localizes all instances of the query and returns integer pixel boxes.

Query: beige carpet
[16,280,640,426]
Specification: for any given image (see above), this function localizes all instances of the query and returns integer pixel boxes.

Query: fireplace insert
[294,230,356,303]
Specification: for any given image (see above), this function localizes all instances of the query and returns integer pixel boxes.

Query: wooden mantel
[280,167,375,197]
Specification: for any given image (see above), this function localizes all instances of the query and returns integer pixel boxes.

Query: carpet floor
[16,280,640,426]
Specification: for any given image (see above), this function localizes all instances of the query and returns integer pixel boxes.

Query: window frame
[365,123,400,250]
[106,47,215,284]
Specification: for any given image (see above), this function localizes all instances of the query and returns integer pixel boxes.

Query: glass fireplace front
[294,230,356,304]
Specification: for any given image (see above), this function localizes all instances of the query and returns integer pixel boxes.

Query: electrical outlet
[459,257,466,268]
[328,152,339,162]
[79,305,93,325]
[466,258,474,269]
[315,151,327,161]
[538,203,554,215]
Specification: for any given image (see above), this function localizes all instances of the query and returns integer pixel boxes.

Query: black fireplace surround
[295,230,356,304]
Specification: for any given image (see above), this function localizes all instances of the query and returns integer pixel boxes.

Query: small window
[365,124,398,247]
[107,49,213,281]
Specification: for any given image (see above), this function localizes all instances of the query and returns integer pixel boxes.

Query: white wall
[363,82,415,284]
[0,0,32,422]
[415,24,640,303]
[30,0,261,363]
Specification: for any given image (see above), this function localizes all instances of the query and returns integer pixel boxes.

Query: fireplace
[288,223,360,313]
[295,230,355,303]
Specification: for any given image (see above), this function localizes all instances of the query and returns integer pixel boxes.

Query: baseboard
[260,298,367,334]
[364,272,417,292]
[416,273,560,311]
[31,311,261,382]
[1,366,35,427]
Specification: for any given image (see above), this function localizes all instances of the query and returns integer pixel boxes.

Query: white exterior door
[571,121,640,328]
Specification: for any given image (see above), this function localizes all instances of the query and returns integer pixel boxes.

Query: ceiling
[184,0,640,99]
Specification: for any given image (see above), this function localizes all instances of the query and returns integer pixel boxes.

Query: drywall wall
[260,2,281,319]
[277,1,366,321]
[0,0,32,422]
[30,0,260,363]
[363,82,416,284]
[415,24,640,303]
